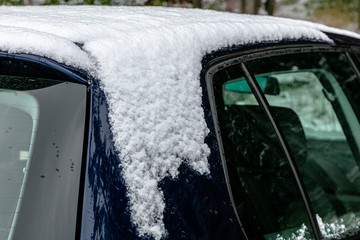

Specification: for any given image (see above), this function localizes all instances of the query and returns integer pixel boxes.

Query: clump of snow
[0,25,93,70]
[316,214,360,239]
[1,6,360,239]
[275,224,310,240]
[316,214,346,239]
[84,30,212,239]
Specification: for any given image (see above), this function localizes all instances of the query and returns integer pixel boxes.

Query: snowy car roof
[1,6,360,240]
[1,6,359,71]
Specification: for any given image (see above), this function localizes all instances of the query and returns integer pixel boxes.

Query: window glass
[213,66,315,240]
[0,75,86,240]
[0,90,38,239]
[245,52,360,238]
[214,52,360,239]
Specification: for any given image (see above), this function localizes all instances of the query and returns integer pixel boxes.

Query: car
[0,5,360,240]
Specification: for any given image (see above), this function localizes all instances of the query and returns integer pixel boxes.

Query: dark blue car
[1,6,360,240]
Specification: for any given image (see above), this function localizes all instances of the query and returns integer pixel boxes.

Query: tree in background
[306,0,360,30]
[226,0,274,15]
[265,0,275,15]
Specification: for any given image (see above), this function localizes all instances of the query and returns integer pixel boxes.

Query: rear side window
[208,48,360,240]
[0,84,39,239]
[0,58,87,240]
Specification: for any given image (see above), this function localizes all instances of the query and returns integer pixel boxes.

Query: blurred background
[0,0,359,32]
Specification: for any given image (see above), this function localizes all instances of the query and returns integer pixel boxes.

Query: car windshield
[0,73,86,240]
[211,49,360,240]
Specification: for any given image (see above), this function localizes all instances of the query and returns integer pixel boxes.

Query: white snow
[316,214,346,239]
[275,224,310,240]
[0,25,93,70]
[1,6,360,239]
[316,214,360,239]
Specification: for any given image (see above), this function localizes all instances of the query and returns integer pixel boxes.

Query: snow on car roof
[1,6,359,239]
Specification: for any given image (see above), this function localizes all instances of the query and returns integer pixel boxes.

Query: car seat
[221,104,308,238]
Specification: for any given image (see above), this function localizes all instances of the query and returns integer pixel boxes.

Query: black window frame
[205,44,360,240]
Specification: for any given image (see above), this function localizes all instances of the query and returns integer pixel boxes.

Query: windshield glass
[0,75,86,240]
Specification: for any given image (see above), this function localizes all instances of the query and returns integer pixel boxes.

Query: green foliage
[306,0,357,10]
[0,0,24,5]
[306,0,360,30]
[282,0,297,4]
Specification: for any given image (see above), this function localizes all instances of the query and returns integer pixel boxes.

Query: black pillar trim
[240,62,322,240]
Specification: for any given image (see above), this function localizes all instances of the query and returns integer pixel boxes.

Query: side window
[210,50,360,240]
[0,57,87,240]
[246,52,360,238]
[0,91,38,239]
[212,66,315,240]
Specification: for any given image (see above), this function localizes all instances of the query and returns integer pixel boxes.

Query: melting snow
[1,6,360,239]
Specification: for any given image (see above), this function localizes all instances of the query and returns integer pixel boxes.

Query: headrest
[223,105,307,169]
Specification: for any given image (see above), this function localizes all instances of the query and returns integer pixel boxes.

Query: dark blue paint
[160,163,244,239]
[80,78,139,240]
[80,47,246,239]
